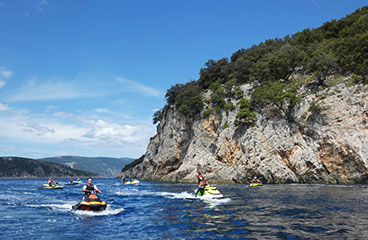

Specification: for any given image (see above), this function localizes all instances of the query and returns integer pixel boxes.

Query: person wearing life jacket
[82,177,101,198]
[252,176,261,183]
[48,177,53,186]
[195,176,209,197]
[69,177,73,184]
[197,171,204,184]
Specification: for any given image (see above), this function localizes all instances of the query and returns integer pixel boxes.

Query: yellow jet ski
[72,194,106,211]
[40,184,64,189]
[122,179,140,184]
[249,182,263,187]
[194,185,221,196]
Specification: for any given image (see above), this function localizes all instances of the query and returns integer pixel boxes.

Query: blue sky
[0,0,366,159]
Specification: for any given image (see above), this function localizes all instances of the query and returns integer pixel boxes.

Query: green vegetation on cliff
[154,6,368,124]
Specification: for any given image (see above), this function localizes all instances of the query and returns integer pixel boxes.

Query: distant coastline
[0,157,99,178]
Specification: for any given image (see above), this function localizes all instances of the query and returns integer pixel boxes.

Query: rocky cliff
[119,80,368,184]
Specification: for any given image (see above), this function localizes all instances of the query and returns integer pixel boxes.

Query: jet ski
[67,180,83,185]
[249,182,263,187]
[194,185,221,196]
[122,179,140,184]
[40,184,64,189]
[72,194,106,211]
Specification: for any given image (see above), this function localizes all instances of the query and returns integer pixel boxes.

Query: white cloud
[117,77,163,98]
[95,108,111,113]
[6,79,98,102]
[0,103,10,111]
[1,69,13,78]
[82,119,150,145]
[0,115,87,144]
[0,109,156,156]
[0,80,5,88]
[18,122,55,136]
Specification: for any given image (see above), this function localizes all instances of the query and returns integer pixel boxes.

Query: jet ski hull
[68,181,83,185]
[122,179,140,184]
[40,184,64,189]
[72,194,106,211]
[249,183,263,187]
[194,186,221,196]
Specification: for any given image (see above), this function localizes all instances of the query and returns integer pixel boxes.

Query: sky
[0,0,366,159]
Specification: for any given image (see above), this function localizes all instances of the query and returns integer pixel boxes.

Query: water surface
[1,178,367,239]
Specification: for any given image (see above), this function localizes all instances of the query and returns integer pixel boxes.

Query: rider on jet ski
[82,177,101,198]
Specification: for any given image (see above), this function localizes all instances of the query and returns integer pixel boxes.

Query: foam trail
[115,189,231,206]
[72,206,124,217]
[26,202,75,213]
[26,202,124,216]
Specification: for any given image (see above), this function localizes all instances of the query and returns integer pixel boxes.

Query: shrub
[202,108,212,118]
[235,98,257,126]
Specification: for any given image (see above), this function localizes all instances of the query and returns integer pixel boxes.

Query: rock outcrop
[119,80,368,184]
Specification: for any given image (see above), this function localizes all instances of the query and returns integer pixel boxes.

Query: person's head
[87,177,92,184]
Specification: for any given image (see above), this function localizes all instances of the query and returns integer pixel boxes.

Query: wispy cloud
[0,68,12,89]
[117,77,163,98]
[1,69,13,78]
[18,122,55,136]
[0,103,10,111]
[95,108,111,113]
[5,79,100,102]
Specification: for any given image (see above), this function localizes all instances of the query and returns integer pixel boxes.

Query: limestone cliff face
[121,80,368,184]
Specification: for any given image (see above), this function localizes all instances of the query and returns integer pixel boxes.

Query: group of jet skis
[40,173,262,212]
[40,177,108,212]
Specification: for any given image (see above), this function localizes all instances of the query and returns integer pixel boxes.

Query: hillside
[0,157,98,178]
[119,6,368,184]
[38,156,134,177]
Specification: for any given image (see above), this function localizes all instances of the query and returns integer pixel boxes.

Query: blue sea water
[1,178,368,239]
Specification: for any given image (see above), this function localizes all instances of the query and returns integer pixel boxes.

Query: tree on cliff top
[155,6,368,124]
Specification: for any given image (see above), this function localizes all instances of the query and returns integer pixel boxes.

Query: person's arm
[82,185,86,192]
[94,185,102,194]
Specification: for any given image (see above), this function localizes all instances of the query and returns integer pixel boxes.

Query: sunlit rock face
[121,80,368,184]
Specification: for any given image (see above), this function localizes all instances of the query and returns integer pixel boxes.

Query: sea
[1,178,367,239]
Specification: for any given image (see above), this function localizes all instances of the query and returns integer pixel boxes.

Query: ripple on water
[1,179,368,239]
